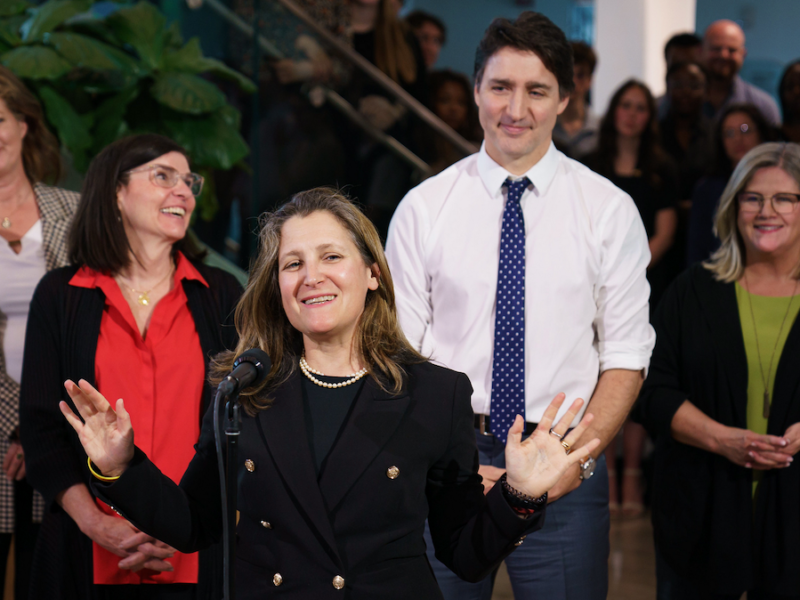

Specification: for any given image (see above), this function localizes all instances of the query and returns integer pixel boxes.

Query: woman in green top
[635,142,800,600]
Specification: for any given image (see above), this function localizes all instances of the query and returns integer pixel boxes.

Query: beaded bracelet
[87,457,121,482]
[500,473,548,510]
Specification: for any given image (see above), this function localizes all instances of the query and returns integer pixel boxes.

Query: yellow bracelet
[87,457,120,482]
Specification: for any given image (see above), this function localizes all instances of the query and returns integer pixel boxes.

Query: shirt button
[273,573,283,586]
[260,520,272,529]
[332,575,345,589]
[244,459,255,472]
[386,466,400,479]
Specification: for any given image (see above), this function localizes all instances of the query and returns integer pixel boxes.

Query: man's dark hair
[664,32,702,60]
[571,41,597,74]
[405,10,446,45]
[69,133,205,273]
[473,11,574,99]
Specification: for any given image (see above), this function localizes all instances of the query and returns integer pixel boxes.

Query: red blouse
[69,253,207,585]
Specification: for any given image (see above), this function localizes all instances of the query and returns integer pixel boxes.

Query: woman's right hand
[714,425,792,469]
[60,379,134,478]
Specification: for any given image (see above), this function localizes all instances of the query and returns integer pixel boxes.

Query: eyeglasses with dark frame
[737,191,800,214]
[125,164,204,197]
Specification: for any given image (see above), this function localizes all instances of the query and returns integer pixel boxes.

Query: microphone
[217,348,271,397]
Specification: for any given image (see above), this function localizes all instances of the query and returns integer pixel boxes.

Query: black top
[686,175,728,266]
[633,265,800,595]
[659,114,712,199]
[19,262,242,600]
[301,375,365,474]
[351,30,427,104]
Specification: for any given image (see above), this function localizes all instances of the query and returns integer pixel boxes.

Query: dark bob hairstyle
[473,11,574,99]
[68,133,204,273]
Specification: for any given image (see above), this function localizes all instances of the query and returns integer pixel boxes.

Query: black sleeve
[656,157,680,212]
[20,273,88,505]
[426,373,544,582]
[632,274,690,438]
[93,393,225,554]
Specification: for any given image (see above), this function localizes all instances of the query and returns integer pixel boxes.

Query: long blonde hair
[211,187,423,414]
[705,142,800,282]
[374,0,417,84]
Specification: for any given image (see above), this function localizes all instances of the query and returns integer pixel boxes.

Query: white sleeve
[385,191,432,352]
[593,192,656,373]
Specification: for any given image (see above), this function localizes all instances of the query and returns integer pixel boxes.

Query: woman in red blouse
[19,134,242,600]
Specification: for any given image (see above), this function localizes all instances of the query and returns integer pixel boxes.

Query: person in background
[19,134,242,600]
[406,10,446,69]
[0,65,78,600]
[656,33,702,118]
[701,20,781,127]
[635,142,800,600]
[779,60,800,143]
[421,69,482,174]
[553,41,599,159]
[583,79,678,518]
[687,103,774,265]
[387,12,654,600]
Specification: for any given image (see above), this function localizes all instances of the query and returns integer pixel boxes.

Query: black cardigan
[19,262,242,600]
[634,264,800,595]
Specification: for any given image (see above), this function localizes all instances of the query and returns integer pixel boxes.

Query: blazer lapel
[318,377,411,512]
[255,373,340,562]
[693,270,749,427]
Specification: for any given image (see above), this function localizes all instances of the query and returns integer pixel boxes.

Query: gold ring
[561,440,571,454]
[549,429,564,440]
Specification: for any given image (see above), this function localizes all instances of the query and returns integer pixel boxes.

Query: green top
[735,283,800,497]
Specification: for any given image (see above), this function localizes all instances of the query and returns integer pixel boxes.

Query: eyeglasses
[125,165,204,196]
[722,123,754,139]
[737,191,800,214]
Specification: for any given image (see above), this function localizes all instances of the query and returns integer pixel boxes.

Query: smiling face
[614,85,650,139]
[0,97,27,180]
[474,47,569,174]
[116,151,195,247]
[703,21,746,80]
[278,211,379,345]
[738,166,800,263]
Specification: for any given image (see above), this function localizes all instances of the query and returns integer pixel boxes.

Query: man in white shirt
[386,12,654,600]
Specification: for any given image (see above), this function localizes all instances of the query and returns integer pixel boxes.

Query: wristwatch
[578,456,596,481]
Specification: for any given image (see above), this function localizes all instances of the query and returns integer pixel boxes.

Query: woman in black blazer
[59,188,599,600]
[636,143,800,599]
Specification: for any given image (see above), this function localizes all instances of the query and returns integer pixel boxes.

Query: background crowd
[2,1,800,599]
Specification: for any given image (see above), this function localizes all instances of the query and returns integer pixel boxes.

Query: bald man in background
[702,19,780,126]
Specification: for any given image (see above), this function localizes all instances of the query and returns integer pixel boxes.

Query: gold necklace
[299,353,368,389]
[1,190,32,229]
[117,266,174,306]
[742,274,800,419]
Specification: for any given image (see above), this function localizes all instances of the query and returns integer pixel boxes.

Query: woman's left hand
[782,422,800,457]
[3,441,26,481]
[118,530,176,572]
[505,393,601,499]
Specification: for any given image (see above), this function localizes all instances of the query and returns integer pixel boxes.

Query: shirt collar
[69,251,209,290]
[477,141,560,199]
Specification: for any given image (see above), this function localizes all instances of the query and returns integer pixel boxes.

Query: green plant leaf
[163,38,256,94]
[25,0,92,42]
[92,86,137,148]
[164,21,182,49]
[151,72,226,115]
[1,45,71,79]
[0,15,26,46]
[38,85,92,151]
[47,32,140,74]
[163,109,249,170]
[0,1,31,18]
[66,20,121,47]
[104,1,165,70]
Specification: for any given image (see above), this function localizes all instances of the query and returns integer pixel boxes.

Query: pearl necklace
[299,354,368,389]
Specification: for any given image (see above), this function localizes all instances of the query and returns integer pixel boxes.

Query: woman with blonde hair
[636,143,800,599]
[58,187,600,599]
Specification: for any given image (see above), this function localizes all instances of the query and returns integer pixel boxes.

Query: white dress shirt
[386,143,655,425]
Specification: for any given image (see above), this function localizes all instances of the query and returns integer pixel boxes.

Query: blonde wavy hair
[706,142,800,282]
[211,187,423,415]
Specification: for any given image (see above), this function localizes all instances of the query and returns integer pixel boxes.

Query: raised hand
[504,393,601,499]
[60,379,134,478]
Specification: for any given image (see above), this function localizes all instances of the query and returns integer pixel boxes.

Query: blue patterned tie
[490,177,530,444]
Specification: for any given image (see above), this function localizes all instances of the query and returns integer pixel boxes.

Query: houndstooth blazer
[0,183,79,532]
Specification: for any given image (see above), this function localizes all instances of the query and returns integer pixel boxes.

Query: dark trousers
[0,479,41,600]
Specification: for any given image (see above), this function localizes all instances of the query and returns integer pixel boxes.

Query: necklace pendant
[763,390,771,419]
[1,217,10,229]
[137,293,150,306]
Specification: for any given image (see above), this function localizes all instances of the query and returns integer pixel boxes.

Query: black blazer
[634,264,800,595]
[19,262,242,600]
[96,362,544,600]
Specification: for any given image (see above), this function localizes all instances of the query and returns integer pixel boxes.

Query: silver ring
[549,429,564,440]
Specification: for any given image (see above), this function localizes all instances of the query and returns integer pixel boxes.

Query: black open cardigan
[634,264,800,596]
[19,262,242,600]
